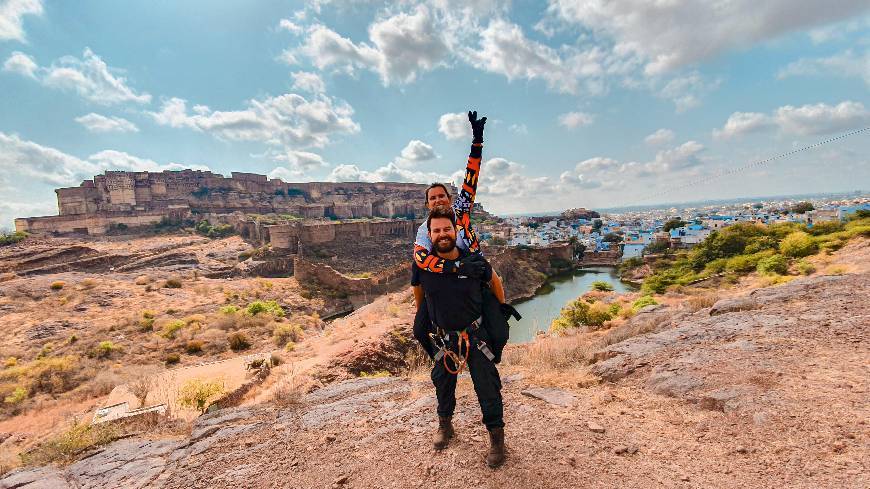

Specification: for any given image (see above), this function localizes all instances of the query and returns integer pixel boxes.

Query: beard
[434,235,456,253]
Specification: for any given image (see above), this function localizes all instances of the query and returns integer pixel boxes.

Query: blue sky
[1,0,869,228]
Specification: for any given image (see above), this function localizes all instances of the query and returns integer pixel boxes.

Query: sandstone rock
[614,445,638,455]
[587,421,605,433]
[647,369,704,397]
[520,387,577,407]
[699,387,750,413]
[709,297,758,316]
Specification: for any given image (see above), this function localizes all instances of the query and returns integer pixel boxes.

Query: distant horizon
[499,189,869,218]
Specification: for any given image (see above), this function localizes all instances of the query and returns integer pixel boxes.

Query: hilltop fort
[14,170,431,236]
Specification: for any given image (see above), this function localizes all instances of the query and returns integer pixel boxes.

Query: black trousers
[430,331,504,431]
[414,305,437,359]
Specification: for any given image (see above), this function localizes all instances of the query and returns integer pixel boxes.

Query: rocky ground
[3,239,866,489]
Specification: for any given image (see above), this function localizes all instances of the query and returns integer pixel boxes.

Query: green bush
[159,320,185,339]
[94,341,120,359]
[246,300,285,317]
[550,298,614,332]
[177,378,225,413]
[219,305,239,315]
[779,231,818,258]
[4,386,27,405]
[0,231,27,246]
[632,296,659,311]
[796,259,816,275]
[807,221,843,236]
[590,280,614,292]
[725,250,774,273]
[756,254,788,276]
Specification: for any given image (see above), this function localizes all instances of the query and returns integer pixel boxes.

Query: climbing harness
[429,317,496,375]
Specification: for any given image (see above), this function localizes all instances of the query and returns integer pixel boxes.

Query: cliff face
[487,244,573,302]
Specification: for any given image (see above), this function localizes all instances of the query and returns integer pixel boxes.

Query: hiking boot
[486,427,506,468]
[433,416,454,450]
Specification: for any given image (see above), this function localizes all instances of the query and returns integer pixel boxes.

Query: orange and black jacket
[413,142,482,273]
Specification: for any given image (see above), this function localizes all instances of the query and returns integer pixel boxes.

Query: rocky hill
[3,240,866,488]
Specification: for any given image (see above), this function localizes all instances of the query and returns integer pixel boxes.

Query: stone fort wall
[16,169,440,236]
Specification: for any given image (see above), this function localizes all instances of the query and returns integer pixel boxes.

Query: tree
[592,219,603,232]
[791,201,814,214]
[644,240,670,254]
[663,218,687,232]
[602,233,621,243]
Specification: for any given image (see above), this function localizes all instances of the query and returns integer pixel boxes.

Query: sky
[1,0,869,229]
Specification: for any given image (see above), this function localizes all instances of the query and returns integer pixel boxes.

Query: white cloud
[5,48,151,105]
[547,0,870,75]
[808,17,870,44]
[644,128,675,146]
[2,50,35,77]
[508,123,528,135]
[558,111,593,129]
[0,0,42,42]
[575,157,619,172]
[775,101,870,136]
[268,150,328,180]
[294,6,448,85]
[291,71,326,93]
[398,139,437,163]
[640,141,706,174]
[778,49,870,87]
[657,71,719,112]
[278,18,303,35]
[713,101,870,139]
[327,162,448,184]
[0,131,204,187]
[148,93,360,149]
[74,113,139,133]
[462,19,584,94]
[712,112,775,140]
[327,138,443,183]
[474,157,554,198]
[438,112,468,140]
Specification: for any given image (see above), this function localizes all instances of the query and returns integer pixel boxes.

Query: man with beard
[412,111,509,360]
[411,205,506,468]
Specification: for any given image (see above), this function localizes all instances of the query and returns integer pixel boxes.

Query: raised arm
[452,111,486,216]
[414,111,486,273]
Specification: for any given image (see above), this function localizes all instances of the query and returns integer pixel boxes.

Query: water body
[509,267,637,343]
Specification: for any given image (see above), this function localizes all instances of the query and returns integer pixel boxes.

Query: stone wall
[293,257,409,296]
[18,168,439,235]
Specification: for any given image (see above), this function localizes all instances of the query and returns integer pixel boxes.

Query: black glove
[499,303,522,322]
[456,253,487,279]
[468,110,486,144]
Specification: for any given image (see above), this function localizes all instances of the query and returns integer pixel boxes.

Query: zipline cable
[629,126,870,207]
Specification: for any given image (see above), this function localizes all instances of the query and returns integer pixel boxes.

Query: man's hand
[457,253,486,279]
[468,110,486,144]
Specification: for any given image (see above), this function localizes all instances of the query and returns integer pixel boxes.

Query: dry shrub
[21,421,119,467]
[134,275,151,285]
[272,370,310,407]
[128,369,157,407]
[77,278,97,291]
[273,323,303,346]
[198,328,227,352]
[185,340,203,354]
[193,285,211,296]
[164,353,180,366]
[163,277,183,289]
[50,281,66,291]
[503,332,595,370]
[685,294,718,312]
[227,332,251,351]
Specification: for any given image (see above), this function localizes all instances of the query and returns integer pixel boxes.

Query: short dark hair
[426,205,456,232]
[424,183,451,206]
